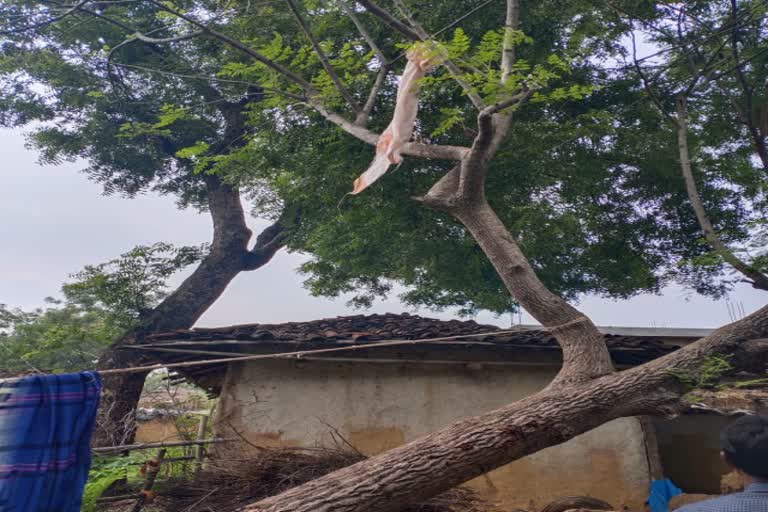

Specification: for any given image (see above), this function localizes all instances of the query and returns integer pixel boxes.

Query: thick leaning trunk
[246,386,655,512]
[93,176,286,447]
[245,302,768,512]
[93,251,247,447]
[453,202,614,384]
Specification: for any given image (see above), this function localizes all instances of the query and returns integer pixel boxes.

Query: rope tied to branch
[548,316,590,333]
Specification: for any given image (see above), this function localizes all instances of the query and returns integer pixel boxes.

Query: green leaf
[446,28,471,59]
[431,107,464,137]
[175,141,210,159]
[152,105,189,129]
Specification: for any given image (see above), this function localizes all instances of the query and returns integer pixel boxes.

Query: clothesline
[92,437,236,454]
[99,328,533,375]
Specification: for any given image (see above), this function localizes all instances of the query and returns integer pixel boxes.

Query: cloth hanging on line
[0,371,101,512]
[352,48,444,194]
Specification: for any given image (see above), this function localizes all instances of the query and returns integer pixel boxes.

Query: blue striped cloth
[0,372,101,512]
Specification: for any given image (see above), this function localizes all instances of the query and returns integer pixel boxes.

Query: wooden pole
[130,448,166,512]
[639,416,664,480]
[194,413,209,478]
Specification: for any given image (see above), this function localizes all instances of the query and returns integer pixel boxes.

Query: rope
[99,327,540,375]
[549,316,590,332]
[389,0,497,64]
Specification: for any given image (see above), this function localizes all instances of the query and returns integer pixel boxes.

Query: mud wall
[215,359,652,511]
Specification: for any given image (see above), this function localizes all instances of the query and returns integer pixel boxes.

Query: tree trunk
[243,157,768,511]
[93,175,287,447]
[240,82,768,508]
[452,201,614,384]
[245,302,768,512]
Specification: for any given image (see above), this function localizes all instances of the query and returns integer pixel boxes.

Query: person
[677,414,768,512]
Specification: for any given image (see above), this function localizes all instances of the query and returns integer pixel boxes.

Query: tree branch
[630,29,677,125]
[146,0,317,94]
[285,0,360,112]
[131,30,205,45]
[625,9,768,292]
[137,0,464,161]
[0,0,89,34]
[339,0,389,64]
[390,0,485,110]
[624,8,768,174]
[354,0,421,40]
[729,0,755,102]
[674,96,768,291]
[338,0,392,126]
[114,63,306,101]
[243,219,289,270]
[500,0,520,83]
[681,36,730,97]
[720,81,768,172]
[443,0,524,201]
[415,0,531,205]
[313,101,469,160]
[70,4,134,32]
[355,63,390,126]
[457,89,531,200]
[416,95,607,386]
[726,0,768,172]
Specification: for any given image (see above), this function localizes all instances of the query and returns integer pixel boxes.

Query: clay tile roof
[146,312,680,361]
[147,312,499,343]
[143,313,695,396]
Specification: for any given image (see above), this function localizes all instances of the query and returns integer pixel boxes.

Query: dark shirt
[677,483,768,512]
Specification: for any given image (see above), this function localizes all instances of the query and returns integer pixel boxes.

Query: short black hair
[720,415,768,479]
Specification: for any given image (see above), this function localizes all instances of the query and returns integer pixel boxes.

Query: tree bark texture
[453,202,614,384]
[93,175,288,447]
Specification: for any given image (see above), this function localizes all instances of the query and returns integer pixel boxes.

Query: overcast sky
[1,127,765,329]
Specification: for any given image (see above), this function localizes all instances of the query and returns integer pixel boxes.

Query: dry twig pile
[157,446,494,512]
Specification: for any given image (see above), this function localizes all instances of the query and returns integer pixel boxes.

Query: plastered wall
[215,359,652,511]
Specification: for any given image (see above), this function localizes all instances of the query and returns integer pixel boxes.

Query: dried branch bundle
[157,446,495,512]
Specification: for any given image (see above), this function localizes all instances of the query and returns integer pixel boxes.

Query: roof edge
[513,324,712,339]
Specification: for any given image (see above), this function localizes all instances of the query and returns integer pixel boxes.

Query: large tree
[0,0,706,444]
[0,1,295,445]
[2,0,767,508]
[198,0,764,310]
[221,3,767,510]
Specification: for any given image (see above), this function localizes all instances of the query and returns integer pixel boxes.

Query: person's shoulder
[674,494,745,512]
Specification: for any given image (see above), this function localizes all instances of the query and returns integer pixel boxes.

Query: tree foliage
[1,0,765,320]
[0,243,205,373]
[64,242,209,324]
[198,0,767,312]
[614,0,768,290]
